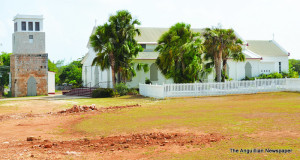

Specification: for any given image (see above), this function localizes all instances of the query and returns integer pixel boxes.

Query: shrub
[267,72,282,79]
[258,74,268,79]
[92,88,115,98]
[145,78,152,84]
[287,70,299,78]
[242,76,255,81]
[115,83,128,96]
[127,88,139,95]
[242,72,293,81]
[281,72,289,78]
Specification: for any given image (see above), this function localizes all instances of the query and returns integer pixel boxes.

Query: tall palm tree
[109,10,142,83]
[155,23,204,83]
[90,24,117,87]
[90,10,142,87]
[203,28,243,82]
[222,44,245,81]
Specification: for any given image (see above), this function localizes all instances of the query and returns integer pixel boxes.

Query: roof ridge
[137,27,169,29]
[246,40,272,41]
[137,27,204,30]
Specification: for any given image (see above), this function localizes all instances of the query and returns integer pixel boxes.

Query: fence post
[194,82,196,97]
[285,77,287,91]
[162,83,165,98]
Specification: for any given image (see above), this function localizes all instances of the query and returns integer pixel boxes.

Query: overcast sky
[0,0,299,63]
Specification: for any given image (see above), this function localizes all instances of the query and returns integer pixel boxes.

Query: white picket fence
[139,78,300,99]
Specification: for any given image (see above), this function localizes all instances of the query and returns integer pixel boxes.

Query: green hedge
[92,88,115,98]
[242,71,298,81]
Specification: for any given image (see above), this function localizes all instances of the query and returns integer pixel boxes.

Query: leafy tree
[155,23,204,83]
[203,28,243,82]
[59,59,83,87]
[54,60,66,85]
[48,59,58,72]
[48,59,61,84]
[55,59,65,68]
[289,59,300,76]
[0,52,12,95]
[90,10,142,87]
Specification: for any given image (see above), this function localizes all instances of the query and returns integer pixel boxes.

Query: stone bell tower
[10,14,48,97]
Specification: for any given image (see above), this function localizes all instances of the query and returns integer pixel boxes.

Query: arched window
[245,62,252,78]
[150,63,158,81]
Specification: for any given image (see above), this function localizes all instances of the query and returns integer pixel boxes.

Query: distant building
[10,14,55,97]
[82,27,289,88]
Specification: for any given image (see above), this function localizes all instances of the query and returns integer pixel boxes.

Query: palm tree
[109,11,142,83]
[155,23,204,83]
[203,28,243,82]
[222,44,245,81]
[90,23,117,87]
[90,10,142,87]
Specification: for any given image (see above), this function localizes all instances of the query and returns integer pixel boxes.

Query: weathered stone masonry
[10,54,48,97]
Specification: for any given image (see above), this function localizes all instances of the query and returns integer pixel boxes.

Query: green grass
[165,137,299,160]
[1,92,299,159]
[72,92,300,159]
[74,92,300,136]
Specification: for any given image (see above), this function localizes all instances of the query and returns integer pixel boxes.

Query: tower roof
[13,14,43,21]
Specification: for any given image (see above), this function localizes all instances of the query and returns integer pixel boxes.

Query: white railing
[139,78,300,99]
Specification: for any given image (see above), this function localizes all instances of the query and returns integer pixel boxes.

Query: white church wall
[82,47,95,86]
[262,56,289,73]
[82,47,113,88]
[126,60,173,88]
[82,46,289,87]
[227,59,261,80]
[259,62,275,74]
[83,56,288,87]
[226,56,288,80]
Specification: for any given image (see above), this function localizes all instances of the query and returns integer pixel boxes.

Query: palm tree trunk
[123,73,126,83]
[117,71,121,83]
[215,51,223,82]
[222,59,227,82]
[109,52,116,88]
[0,86,3,98]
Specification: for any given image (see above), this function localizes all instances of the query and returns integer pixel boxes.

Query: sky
[0,0,300,63]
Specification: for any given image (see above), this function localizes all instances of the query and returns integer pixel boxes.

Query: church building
[82,27,290,88]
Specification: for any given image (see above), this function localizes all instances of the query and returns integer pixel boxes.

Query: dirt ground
[0,93,299,159]
[0,102,225,159]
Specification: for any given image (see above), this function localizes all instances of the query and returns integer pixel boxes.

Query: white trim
[138,42,158,44]
[260,60,276,63]
[13,14,43,21]
[243,49,261,58]
[271,40,289,55]
[86,26,97,48]
[234,31,247,45]
[81,53,89,64]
